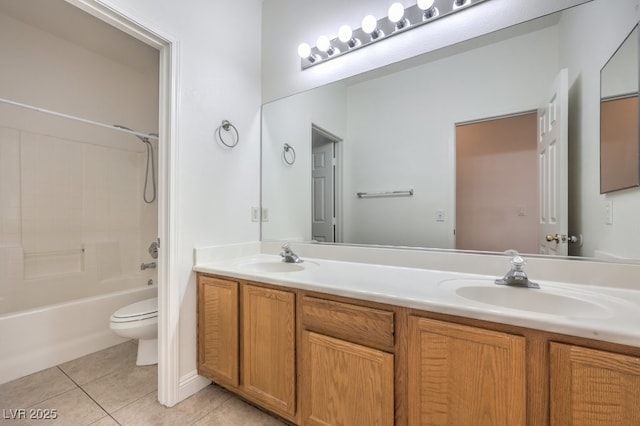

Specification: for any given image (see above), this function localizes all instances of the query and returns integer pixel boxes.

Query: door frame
[68,0,181,406]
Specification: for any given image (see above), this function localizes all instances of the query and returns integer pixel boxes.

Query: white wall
[561,0,640,260]
[98,0,263,391]
[262,0,589,102]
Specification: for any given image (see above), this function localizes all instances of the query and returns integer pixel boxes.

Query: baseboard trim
[177,370,211,404]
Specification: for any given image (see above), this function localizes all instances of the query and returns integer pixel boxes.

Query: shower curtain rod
[0,96,158,141]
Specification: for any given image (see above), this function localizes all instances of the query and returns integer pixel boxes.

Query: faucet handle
[281,243,294,257]
[510,255,526,269]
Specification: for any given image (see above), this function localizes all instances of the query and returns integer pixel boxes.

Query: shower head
[114,125,156,144]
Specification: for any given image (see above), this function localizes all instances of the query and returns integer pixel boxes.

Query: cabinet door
[197,275,239,387]
[242,284,296,417]
[302,331,394,426]
[408,316,526,426]
[550,342,640,425]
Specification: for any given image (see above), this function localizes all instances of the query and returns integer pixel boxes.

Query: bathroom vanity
[194,250,640,425]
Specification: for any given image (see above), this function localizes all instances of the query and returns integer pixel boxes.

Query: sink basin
[439,279,613,318]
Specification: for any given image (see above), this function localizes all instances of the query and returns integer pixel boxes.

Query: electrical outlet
[604,200,613,225]
[261,207,269,222]
[251,207,260,222]
[435,209,445,222]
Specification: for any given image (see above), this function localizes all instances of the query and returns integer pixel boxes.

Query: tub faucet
[280,243,303,263]
[141,262,157,270]
[495,255,539,289]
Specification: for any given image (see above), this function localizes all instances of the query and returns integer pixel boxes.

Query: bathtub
[0,284,157,385]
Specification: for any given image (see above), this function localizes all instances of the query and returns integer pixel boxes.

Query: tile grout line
[56,366,122,426]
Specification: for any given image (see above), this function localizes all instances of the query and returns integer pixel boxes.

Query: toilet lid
[111,297,158,323]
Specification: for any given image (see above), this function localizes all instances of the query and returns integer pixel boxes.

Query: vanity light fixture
[298,0,489,70]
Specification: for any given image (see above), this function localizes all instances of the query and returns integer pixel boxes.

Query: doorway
[39,0,177,407]
[455,112,538,253]
[311,125,342,243]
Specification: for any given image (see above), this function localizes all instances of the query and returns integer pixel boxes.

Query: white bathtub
[0,285,157,384]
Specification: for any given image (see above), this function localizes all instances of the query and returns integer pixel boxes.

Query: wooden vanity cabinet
[197,275,296,421]
[197,275,239,387]
[550,342,640,425]
[241,284,296,418]
[407,316,527,426]
[300,296,396,426]
[197,272,640,425]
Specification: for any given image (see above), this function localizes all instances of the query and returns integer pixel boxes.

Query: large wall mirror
[262,0,640,264]
[600,24,639,194]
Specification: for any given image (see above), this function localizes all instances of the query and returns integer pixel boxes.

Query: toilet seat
[110,297,157,323]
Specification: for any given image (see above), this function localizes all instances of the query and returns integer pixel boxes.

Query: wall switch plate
[436,209,445,222]
[604,200,613,225]
[261,207,269,222]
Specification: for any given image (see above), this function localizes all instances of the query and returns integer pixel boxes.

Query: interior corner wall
[560,0,640,259]
[100,0,263,395]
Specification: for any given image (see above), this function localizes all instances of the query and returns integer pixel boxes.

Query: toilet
[109,297,158,366]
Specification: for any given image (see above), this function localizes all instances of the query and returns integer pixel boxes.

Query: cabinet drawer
[302,296,394,350]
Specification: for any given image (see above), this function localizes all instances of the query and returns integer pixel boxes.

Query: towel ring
[217,120,239,148]
[283,143,296,165]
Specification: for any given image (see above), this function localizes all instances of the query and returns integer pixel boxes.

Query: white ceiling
[0,0,158,73]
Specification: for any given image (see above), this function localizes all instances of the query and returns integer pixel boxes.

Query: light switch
[436,209,445,222]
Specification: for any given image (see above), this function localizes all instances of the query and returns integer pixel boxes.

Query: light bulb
[362,15,378,34]
[417,0,435,10]
[362,14,384,40]
[316,35,331,52]
[338,25,360,48]
[338,25,353,43]
[316,35,339,55]
[417,0,438,19]
[297,43,311,59]
[388,2,405,23]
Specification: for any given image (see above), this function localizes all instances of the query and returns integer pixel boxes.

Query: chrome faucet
[141,262,157,270]
[495,255,539,289]
[280,243,303,263]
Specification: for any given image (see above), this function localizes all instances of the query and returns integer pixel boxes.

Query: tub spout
[141,262,156,270]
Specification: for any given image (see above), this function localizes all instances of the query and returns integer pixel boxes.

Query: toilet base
[136,338,158,366]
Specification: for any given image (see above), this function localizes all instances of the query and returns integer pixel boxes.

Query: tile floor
[0,341,287,425]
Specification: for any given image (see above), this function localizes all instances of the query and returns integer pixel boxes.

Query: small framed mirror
[600,24,640,194]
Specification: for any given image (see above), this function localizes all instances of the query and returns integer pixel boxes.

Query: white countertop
[194,249,640,348]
